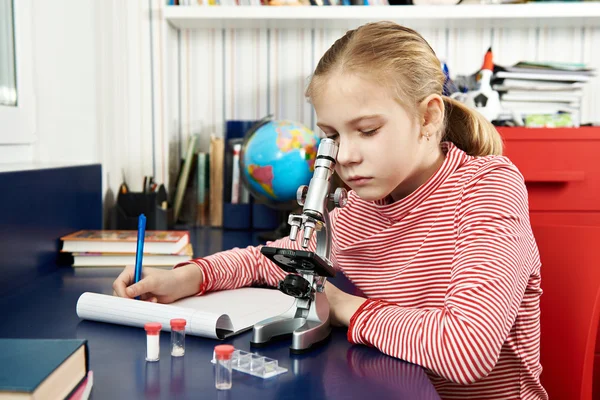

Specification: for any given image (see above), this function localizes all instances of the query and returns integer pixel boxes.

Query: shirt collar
[360,142,468,222]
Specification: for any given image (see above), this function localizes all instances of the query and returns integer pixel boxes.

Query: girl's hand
[324,282,367,327]
[112,263,203,304]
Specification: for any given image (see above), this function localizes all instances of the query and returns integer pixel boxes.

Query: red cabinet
[498,127,600,226]
[497,127,600,400]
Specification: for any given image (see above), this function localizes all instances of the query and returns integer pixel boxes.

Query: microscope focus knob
[296,185,309,206]
[332,187,348,208]
[278,274,311,299]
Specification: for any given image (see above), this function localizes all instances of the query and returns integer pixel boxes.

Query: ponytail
[442,96,503,157]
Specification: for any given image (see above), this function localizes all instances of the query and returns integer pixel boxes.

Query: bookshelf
[164,2,600,30]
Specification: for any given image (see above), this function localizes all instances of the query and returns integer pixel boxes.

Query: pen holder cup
[222,203,252,230]
[115,192,171,231]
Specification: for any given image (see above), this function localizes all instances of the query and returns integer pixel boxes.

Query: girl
[113,22,547,399]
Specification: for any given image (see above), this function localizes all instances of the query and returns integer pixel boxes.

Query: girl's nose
[336,137,361,166]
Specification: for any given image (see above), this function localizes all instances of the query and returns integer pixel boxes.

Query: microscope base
[251,291,331,352]
[290,319,332,354]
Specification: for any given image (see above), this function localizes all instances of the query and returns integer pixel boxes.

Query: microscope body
[251,138,347,353]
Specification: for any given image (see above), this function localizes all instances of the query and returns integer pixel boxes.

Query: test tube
[144,322,162,362]
[214,344,235,390]
[170,318,186,357]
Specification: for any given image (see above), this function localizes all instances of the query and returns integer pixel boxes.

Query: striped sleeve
[347,164,534,385]
[176,209,341,295]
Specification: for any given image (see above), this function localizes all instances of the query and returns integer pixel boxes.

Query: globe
[240,119,320,207]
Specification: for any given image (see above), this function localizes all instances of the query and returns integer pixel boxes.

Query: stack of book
[60,230,193,268]
[0,339,92,400]
[493,61,596,127]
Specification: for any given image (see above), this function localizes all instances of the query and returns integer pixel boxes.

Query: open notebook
[76,288,296,339]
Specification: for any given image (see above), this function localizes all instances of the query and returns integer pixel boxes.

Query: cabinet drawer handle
[523,171,585,183]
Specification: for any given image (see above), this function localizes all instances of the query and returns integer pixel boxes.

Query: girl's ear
[418,94,445,137]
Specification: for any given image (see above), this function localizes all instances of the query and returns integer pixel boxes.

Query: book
[495,70,592,83]
[209,135,224,227]
[72,243,194,267]
[501,92,582,103]
[76,288,296,339]
[492,83,583,93]
[173,134,198,223]
[510,61,594,73]
[68,371,93,400]
[0,339,89,400]
[493,79,584,91]
[61,230,190,254]
[500,100,580,113]
[195,152,209,226]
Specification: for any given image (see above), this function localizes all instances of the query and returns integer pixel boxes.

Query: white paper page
[76,292,223,338]
[172,287,296,333]
[76,288,296,339]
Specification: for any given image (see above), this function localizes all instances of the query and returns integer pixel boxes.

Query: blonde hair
[305,22,503,157]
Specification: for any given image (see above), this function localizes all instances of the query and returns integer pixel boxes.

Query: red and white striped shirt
[186,142,548,399]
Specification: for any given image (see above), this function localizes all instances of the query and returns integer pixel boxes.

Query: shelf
[164,2,600,30]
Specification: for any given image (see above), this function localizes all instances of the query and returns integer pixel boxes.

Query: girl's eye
[319,129,338,141]
[360,128,379,136]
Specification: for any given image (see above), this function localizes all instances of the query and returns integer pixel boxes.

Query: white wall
[32,0,98,164]
[0,0,99,164]
[173,25,600,139]
[0,0,157,224]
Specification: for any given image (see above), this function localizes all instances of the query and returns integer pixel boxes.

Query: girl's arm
[175,209,341,296]
[346,164,536,385]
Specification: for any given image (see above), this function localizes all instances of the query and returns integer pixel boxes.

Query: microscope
[251,138,347,353]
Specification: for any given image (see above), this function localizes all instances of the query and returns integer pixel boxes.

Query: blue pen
[134,213,146,300]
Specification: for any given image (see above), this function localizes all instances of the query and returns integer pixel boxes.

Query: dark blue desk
[0,228,441,400]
